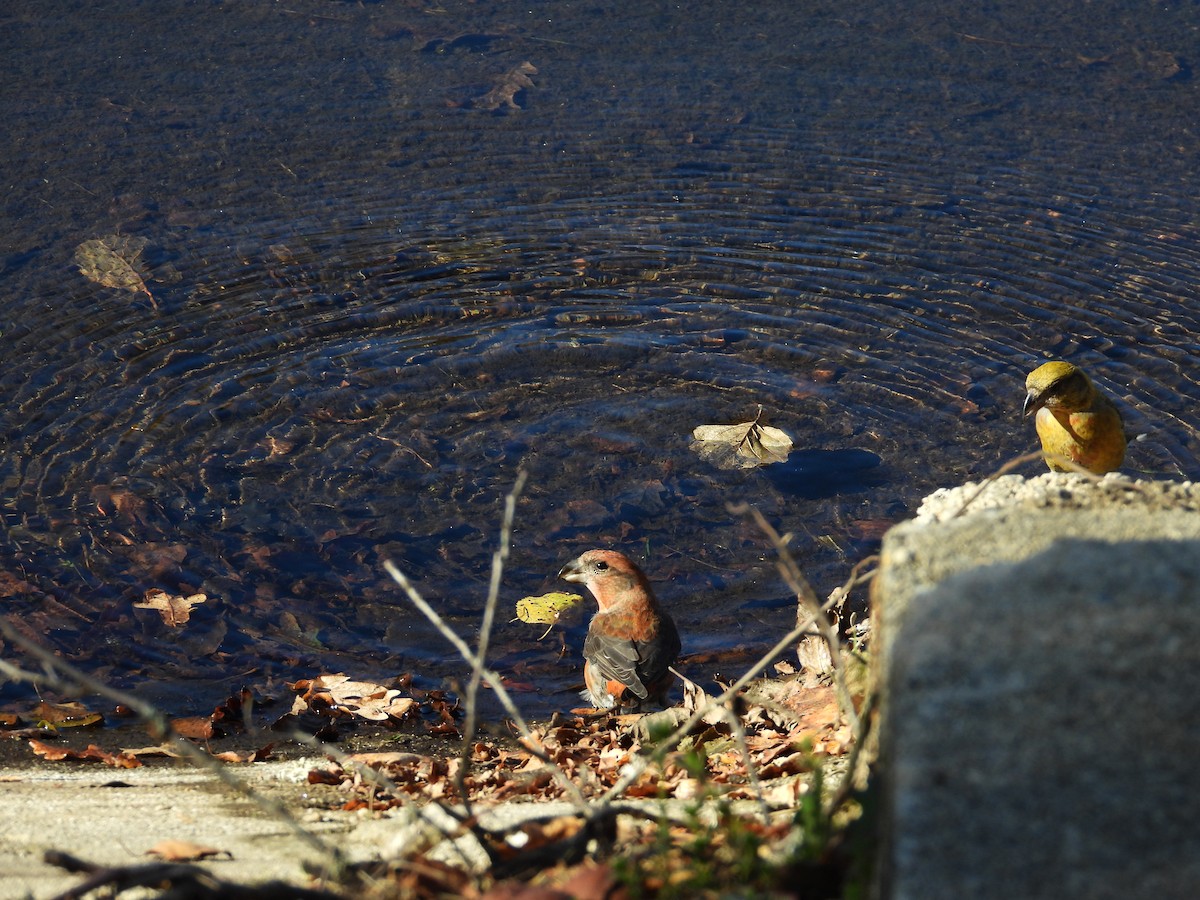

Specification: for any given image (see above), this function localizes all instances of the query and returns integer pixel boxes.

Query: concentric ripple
[2,0,1200,716]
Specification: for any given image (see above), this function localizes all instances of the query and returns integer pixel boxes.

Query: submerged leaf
[691,415,793,469]
[472,60,537,111]
[134,588,207,627]
[74,235,157,307]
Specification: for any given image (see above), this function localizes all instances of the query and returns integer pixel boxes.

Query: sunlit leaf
[690,413,793,469]
[515,592,584,625]
[289,673,417,723]
[172,716,217,740]
[28,740,141,768]
[73,235,157,307]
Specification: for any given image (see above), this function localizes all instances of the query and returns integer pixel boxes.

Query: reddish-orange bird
[558,549,681,710]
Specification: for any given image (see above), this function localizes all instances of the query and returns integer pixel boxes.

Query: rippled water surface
[3,0,1200,717]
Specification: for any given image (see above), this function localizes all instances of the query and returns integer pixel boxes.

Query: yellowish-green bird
[1023,361,1126,474]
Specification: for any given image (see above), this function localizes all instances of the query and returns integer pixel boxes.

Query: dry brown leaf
[122,743,184,759]
[171,716,217,740]
[134,588,207,627]
[291,673,418,722]
[74,235,157,307]
[347,751,426,768]
[28,740,141,768]
[557,862,625,900]
[212,744,274,764]
[691,413,793,469]
[146,839,227,862]
[741,680,843,736]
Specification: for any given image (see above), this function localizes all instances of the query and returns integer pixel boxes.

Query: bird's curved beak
[1022,390,1043,417]
[558,558,585,582]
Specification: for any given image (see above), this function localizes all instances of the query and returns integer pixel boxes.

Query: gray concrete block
[874,474,1200,899]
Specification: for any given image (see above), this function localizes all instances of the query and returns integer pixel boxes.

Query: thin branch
[596,589,843,807]
[719,703,771,823]
[382,560,591,815]
[732,503,860,737]
[457,471,527,811]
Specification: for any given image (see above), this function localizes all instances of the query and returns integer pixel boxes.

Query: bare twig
[457,471,527,811]
[381,563,590,816]
[596,586,845,807]
[719,703,772,823]
[732,503,860,737]
[43,848,340,900]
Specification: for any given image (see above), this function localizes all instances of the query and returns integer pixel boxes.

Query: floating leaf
[171,716,217,740]
[691,412,793,469]
[134,588,207,627]
[74,235,157,307]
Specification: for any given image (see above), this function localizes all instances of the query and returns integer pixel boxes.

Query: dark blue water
[2,0,1199,718]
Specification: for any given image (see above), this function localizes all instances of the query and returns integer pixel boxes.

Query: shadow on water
[2,0,1200,719]
[764,450,885,499]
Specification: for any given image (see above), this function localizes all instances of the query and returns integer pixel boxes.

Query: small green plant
[605,739,852,899]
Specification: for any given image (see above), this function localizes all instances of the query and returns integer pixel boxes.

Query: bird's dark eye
[594,561,608,571]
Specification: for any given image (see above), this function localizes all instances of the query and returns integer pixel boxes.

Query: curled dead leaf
[172,716,217,741]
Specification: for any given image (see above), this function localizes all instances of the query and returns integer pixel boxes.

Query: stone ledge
[874,474,1200,899]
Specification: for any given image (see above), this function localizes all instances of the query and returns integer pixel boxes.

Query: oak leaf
[134,589,207,626]
[473,61,537,111]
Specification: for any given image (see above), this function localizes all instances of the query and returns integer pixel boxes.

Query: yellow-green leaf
[515,592,584,625]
